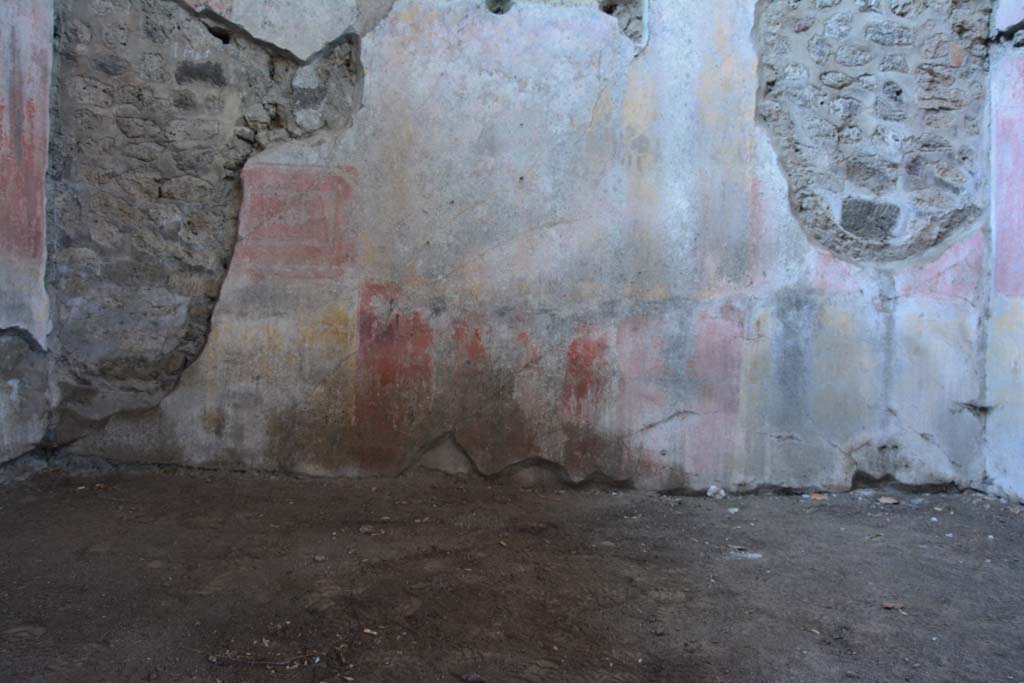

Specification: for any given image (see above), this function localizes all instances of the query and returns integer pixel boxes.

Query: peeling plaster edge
[637,0,650,52]
[169,0,399,64]
[168,0,307,63]
[991,18,1024,44]
[45,1,369,446]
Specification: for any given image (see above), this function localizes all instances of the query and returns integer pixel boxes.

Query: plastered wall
[3,0,1023,497]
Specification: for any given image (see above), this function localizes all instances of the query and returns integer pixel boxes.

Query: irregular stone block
[841,198,900,241]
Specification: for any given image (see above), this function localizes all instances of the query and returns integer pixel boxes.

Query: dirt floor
[1,463,1023,683]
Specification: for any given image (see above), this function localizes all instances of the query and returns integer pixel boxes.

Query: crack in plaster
[0,327,46,355]
[404,430,633,488]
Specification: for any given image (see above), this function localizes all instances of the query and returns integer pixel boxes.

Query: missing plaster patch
[46,0,366,440]
[754,0,990,263]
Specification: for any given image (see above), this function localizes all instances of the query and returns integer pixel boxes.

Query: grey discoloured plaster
[45,0,363,442]
[0,1,53,346]
[0,334,48,464]
[755,0,991,263]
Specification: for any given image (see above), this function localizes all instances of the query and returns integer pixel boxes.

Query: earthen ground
[1,466,1022,682]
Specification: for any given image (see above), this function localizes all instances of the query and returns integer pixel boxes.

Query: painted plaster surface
[0,0,52,463]
[985,51,1024,498]
[0,0,52,344]
[77,0,996,494]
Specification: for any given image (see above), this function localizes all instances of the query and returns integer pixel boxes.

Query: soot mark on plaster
[46,0,366,444]
[754,0,990,263]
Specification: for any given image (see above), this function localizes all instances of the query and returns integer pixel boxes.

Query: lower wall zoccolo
[68,0,997,493]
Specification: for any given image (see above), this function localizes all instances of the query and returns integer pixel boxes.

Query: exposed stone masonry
[756,0,990,263]
[46,0,362,442]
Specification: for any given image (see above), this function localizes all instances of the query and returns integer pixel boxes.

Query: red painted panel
[183,0,234,15]
[0,2,51,263]
[351,281,434,474]
[446,320,537,470]
[561,329,611,422]
[452,321,487,363]
[234,163,356,280]
[560,327,613,473]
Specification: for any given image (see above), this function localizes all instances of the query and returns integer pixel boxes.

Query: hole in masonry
[486,0,514,14]
[598,0,646,44]
[205,24,232,44]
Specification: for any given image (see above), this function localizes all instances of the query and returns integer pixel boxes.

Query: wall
[67,0,1005,494]
[0,0,52,463]
[1,0,1019,496]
